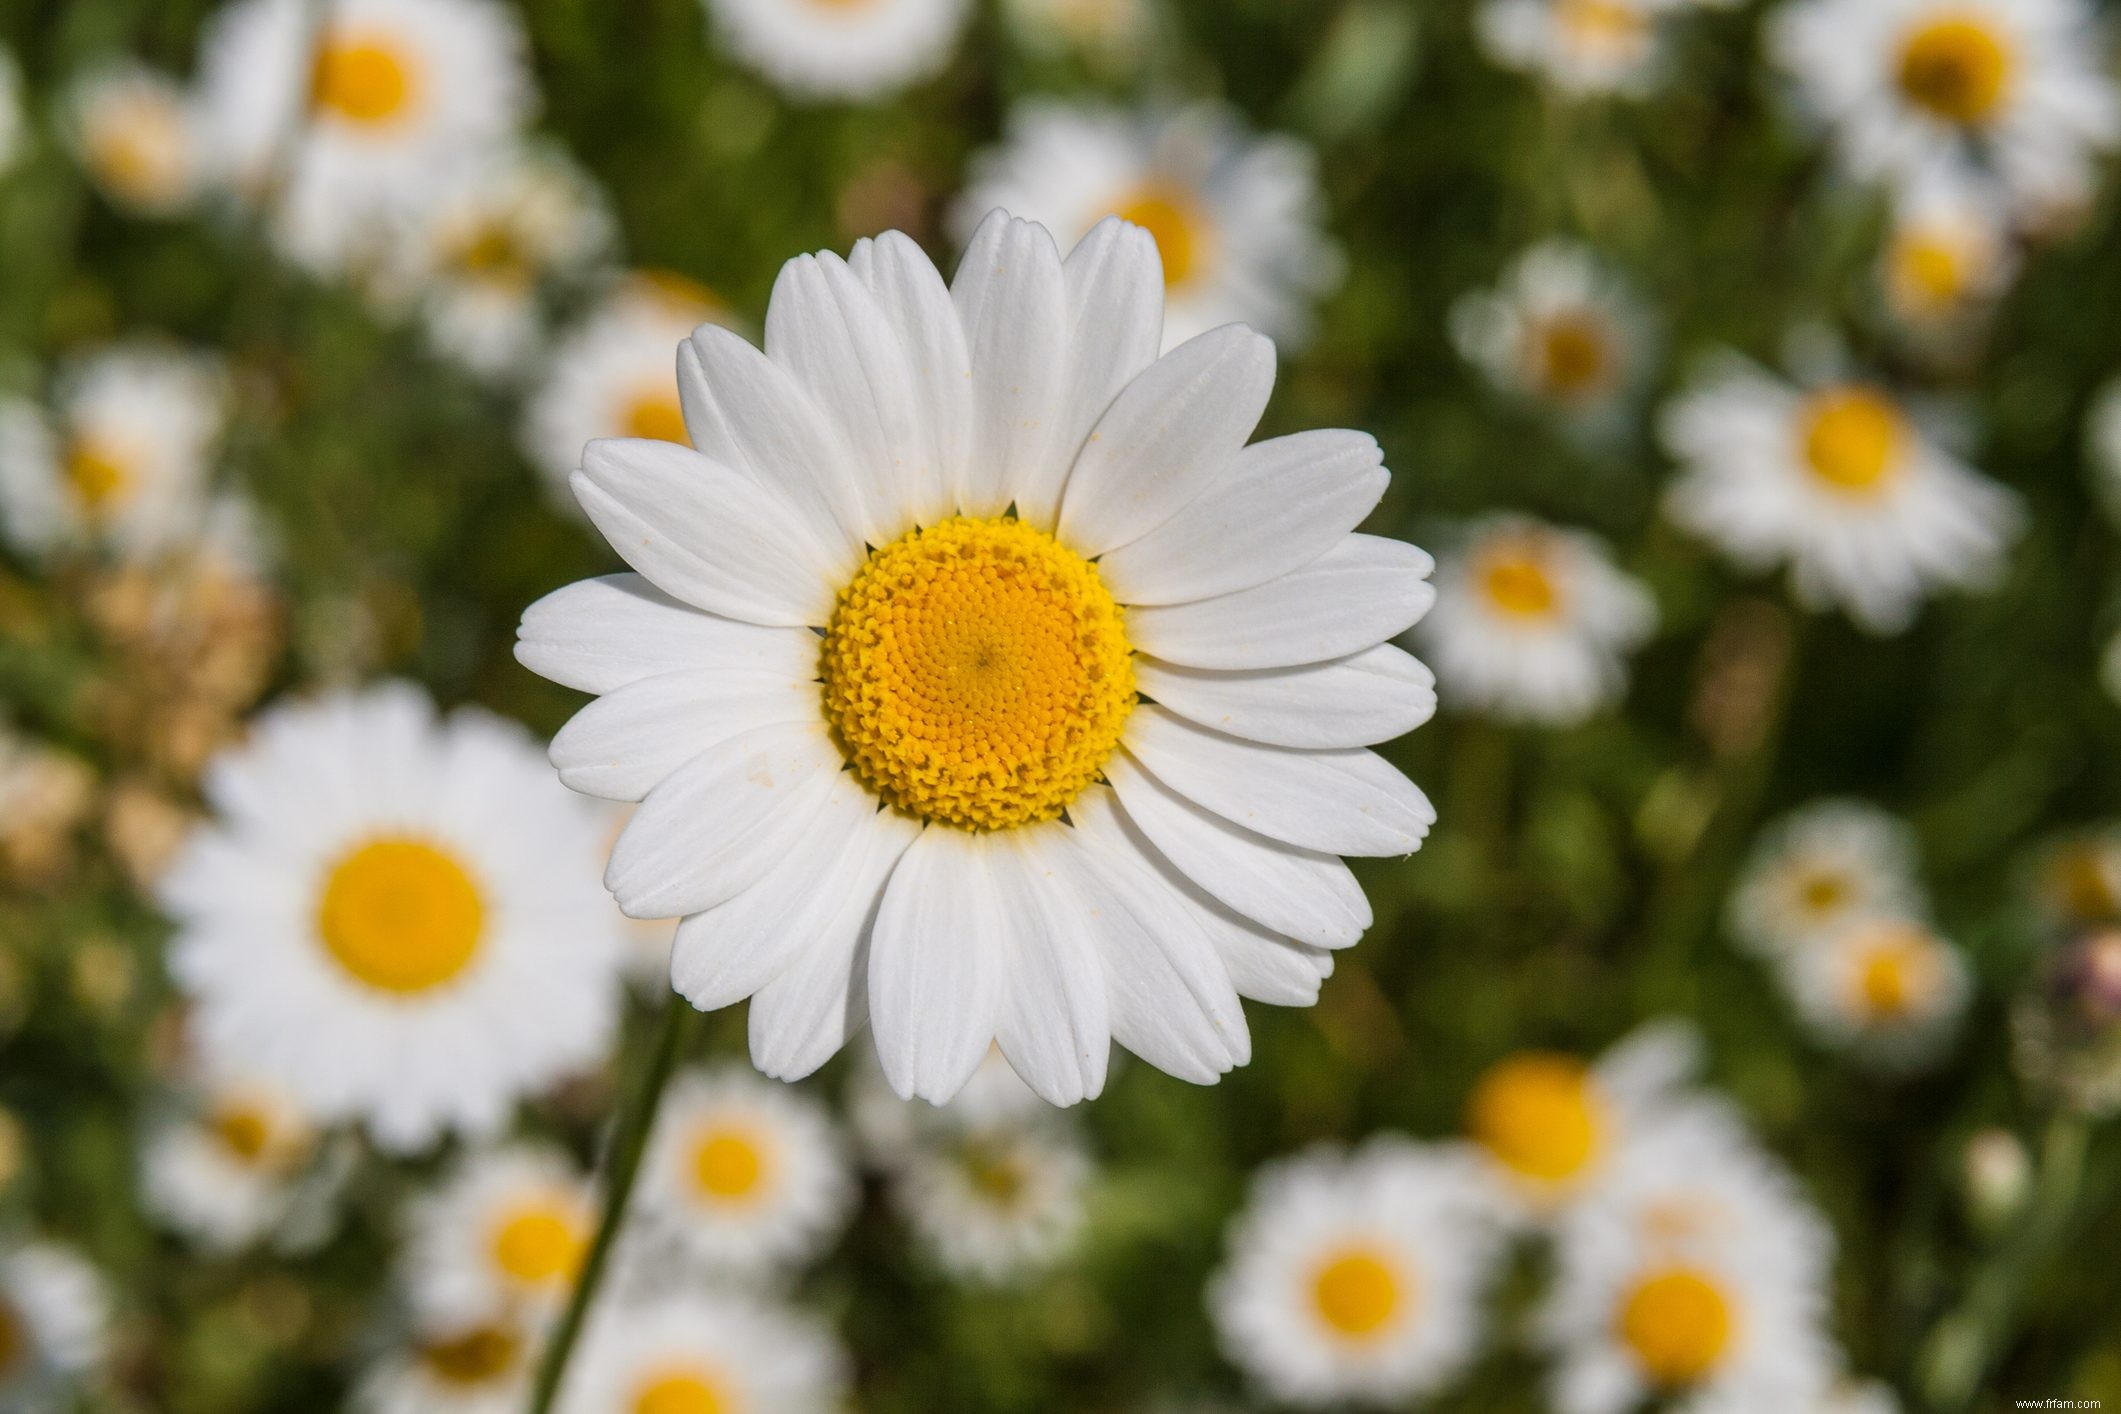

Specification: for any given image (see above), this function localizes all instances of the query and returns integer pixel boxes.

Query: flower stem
[527,996,697,1414]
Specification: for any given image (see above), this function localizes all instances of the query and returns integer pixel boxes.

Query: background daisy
[60,62,200,217]
[703,0,971,101]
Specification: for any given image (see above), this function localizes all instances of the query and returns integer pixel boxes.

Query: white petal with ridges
[549,668,817,801]
[951,212,1068,518]
[847,231,968,533]
[991,832,1111,1106]
[868,826,1007,1103]
[1136,644,1436,749]
[515,574,818,695]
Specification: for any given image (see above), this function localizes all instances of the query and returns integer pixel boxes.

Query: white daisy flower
[952,104,1344,350]
[1660,354,2022,633]
[160,681,626,1152]
[194,0,534,274]
[140,1058,345,1253]
[1539,1116,1838,1414]
[0,343,233,565]
[1786,914,1971,1066]
[517,211,1435,1106]
[1729,799,1925,960]
[521,272,735,509]
[1879,165,2017,332]
[1770,0,2121,216]
[637,1066,854,1276]
[1209,1139,1507,1407]
[1418,515,1655,727]
[559,1288,846,1414]
[353,1316,533,1414]
[703,0,971,101]
[1475,0,1665,98]
[0,1243,108,1411]
[1001,0,1152,70]
[1450,241,1653,428]
[60,62,201,217]
[403,1144,594,1326]
[598,804,681,990]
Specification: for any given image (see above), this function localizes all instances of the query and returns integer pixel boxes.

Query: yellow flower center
[962,1139,1031,1208]
[311,34,417,126]
[210,1102,276,1165]
[820,516,1137,832]
[64,438,133,516]
[0,1300,20,1377]
[316,837,485,995]
[491,1200,586,1286]
[1896,15,2014,125]
[1530,313,1614,400]
[1849,923,1938,1020]
[1474,541,1562,622]
[1618,1266,1735,1387]
[86,103,186,206]
[1558,0,1648,58]
[1310,1247,1408,1340]
[621,385,690,445]
[2051,846,2120,921]
[1468,1052,1606,1184]
[1889,230,1971,312]
[1800,386,1906,496]
[1795,867,1850,919]
[1115,185,1208,289]
[633,1368,733,1414]
[452,222,534,288]
[690,1126,769,1203]
[421,1324,521,1386]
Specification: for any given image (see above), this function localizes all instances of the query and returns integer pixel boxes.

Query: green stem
[526,997,697,1414]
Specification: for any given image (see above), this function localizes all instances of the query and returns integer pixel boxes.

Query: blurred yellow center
[1311,1247,1406,1339]
[1619,1266,1734,1387]
[1851,925,1936,1019]
[87,107,184,204]
[1891,231,1970,310]
[820,516,1136,831]
[1469,1053,1605,1183]
[691,1126,768,1202]
[64,439,132,515]
[422,1324,521,1385]
[1559,0,1647,56]
[1795,867,1850,918]
[454,223,533,286]
[2052,846,2120,920]
[211,1103,275,1164]
[1532,314,1613,399]
[1897,16,2013,125]
[317,838,484,994]
[491,1200,585,1285]
[1476,544,1561,621]
[312,36,416,126]
[1116,185,1207,288]
[963,1140,1031,1207]
[633,1369,731,1414]
[622,386,690,445]
[1801,387,1905,496]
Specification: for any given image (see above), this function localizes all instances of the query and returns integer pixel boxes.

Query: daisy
[1787,914,1971,1065]
[193,0,534,273]
[0,1243,108,1410]
[518,211,1433,1106]
[1001,0,1152,70]
[2030,826,2121,926]
[895,1118,1094,1283]
[140,1057,345,1253]
[637,1066,854,1275]
[60,62,200,217]
[160,681,625,1152]
[1209,1139,1507,1407]
[1879,166,2017,332]
[1660,353,2022,633]
[952,104,1344,349]
[1450,241,1652,428]
[1728,799,1925,959]
[1474,0,1665,98]
[702,0,971,101]
[1538,1115,1838,1414]
[1770,0,2121,215]
[560,1287,846,1414]
[1418,514,1655,726]
[354,1315,533,1414]
[521,271,735,508]
[0,343,233,565]
[403,1144,594,1326]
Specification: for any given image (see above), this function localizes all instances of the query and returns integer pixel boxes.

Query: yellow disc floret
[317,837,484,994]
[820,516,1136,832]
[1897,16,2014,127]
[1310,1246,1409,1340]
[1618,1265,1736,1387]
[490,1200,586,1286]
[633,1369,731,1414]
[690,1126,769,1203]
[1468,1052,1606,1185]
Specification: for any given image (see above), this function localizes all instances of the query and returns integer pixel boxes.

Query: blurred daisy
[1660,355,2022,633]
[161,681,624,1151]
[521,271,734,508]
[1771,0,2121,216]
[703,0,971,101]
[2030,826,2121,927]
[1539,1116,1837,1414]
[638,1066,854,1275]
[953,103,1344,349]
[60,63,200,217]
[1475,0,1664,98]
[848,1044,1050,1163]
[1209,1139,1506,1406]
[0,343,231,564]
[519,212,1433,1105]
[1451,241,1652,428]
[1879,167,2017,333]
[1787,914,1971,1066]
[1728,799,1924,959]
[404,1144,593,1326]
[141,1058,344,1253]
[0,1243,108,1410]
[561,1288,846,1414]
[1419,515,1655,726]
[1002,0,1152,70]
[194,0,534,273]
[354,1316,532,1414]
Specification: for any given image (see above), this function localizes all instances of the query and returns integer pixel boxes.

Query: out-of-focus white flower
[1729,799,1925,960]
[1418,514,1655,727]
[560,1287,846,1414]
[703,0,971,101]
[1475,0,1666,98]
[403,1144,593,1327]
[1661,354,2022,634]
[953,103,1344,349]
[60,62,201,216]
[1452,241,1653,428]
[1786,914,1971,1067]
[353,1315,534,1414]
[1209,1139,1508,1407]
[141,1057,346,1253]
[1879,166,2017,332]
[0,1243,108,1410]
[1002,0,1152,70]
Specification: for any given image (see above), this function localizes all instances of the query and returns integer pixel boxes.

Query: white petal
[1100,751,1372,948]
[549,668,817,801]
[868,827,1007,1103]
[950,212,1068,518]
[1098,430,1388,604]
[847,231,968,532]
[1056,324,1276,556]
[515,574,818,695]
[991,832,1111,1106]
[1124,705,1433,857]
[604,721,839,919]
[571,440,836,628]
[1136,644,1436,749]
[1126,534,1435,669]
